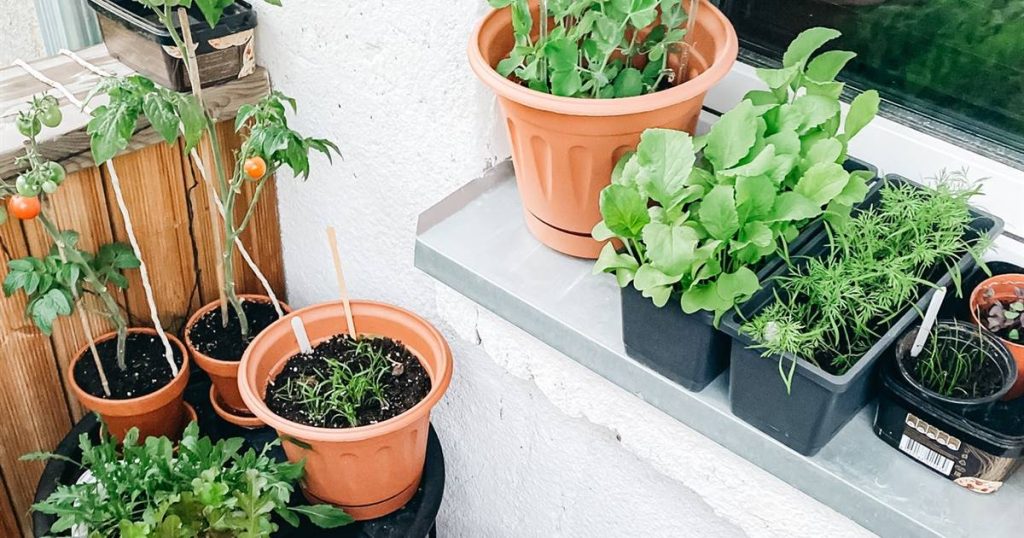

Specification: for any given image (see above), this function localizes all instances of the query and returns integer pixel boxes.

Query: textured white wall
[0,0,45,65]
[251,2,873,536]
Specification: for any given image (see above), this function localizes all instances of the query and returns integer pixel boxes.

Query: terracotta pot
[69,328,191,442]
[238,300,454,520]
[970,274,1024,400]
[185,294,290,418]
[469,0,738,258]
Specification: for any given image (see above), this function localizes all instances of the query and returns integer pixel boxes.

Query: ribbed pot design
[238,300,454,520]
[970,274,1024,400]
[469,0,738,258]
[185,294,290,422]
[69,328,190,442]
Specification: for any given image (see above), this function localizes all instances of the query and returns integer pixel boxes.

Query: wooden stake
[178,8,229,320]
[326,227,357,337]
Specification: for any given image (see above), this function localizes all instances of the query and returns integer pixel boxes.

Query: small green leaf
[551,69,582,97]
[642,222,699,276]
[142,92,179,144]
[769,192,822,222]
[794,162,850,206]
[635,129,695,208]
[736,175,777,222]
[783,27,842,69]
[841,90,880,143]
[599,184,650,238]
[805,50,857,83]
[613,67,644,98]
[698,185,739,241]
[705,101,758,170]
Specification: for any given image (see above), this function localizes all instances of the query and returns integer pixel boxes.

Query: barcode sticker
[900,435,954,476]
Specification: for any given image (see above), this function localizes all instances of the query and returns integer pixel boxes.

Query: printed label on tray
[900,413,1016,494]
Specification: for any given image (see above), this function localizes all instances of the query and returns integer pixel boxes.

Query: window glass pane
[718,0,1024,154]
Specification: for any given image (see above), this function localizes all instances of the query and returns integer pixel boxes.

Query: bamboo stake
[59,48,286,318]
[177,9,230,325]
[13,59,179,377]
[326,226,357,337]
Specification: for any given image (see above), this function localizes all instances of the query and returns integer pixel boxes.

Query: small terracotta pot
[238,300,454,520]
[469,0,738,258]
[970,274,1024,400]
[69,328,191,442]
[185,295,290,418]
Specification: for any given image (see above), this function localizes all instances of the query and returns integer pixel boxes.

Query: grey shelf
[414,160,1024,538]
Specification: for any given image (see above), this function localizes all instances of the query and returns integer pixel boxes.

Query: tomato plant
[244,156,267,180]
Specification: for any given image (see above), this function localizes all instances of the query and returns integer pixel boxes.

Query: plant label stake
[911,287,948,358]
[675,0,700,84]
[326,226,357,338]
[291,317,313,354]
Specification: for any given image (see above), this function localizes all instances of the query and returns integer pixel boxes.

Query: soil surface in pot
[189,299,281,361]
[265,335,431,429]
[74,333,186,399]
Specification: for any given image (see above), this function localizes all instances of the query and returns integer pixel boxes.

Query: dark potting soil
[265,334,431,429]
[188,299,281,361]
[73,333,185,399]
[902,349,1006,400]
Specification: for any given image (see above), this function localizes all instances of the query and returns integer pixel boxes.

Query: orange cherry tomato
[243,156,267,180]
[7,195,41,221]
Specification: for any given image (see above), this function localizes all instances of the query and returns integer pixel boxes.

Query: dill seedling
[908,322,1003,400]
[742,171,990,390]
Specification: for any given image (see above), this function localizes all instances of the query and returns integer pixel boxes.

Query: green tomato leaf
[599,184,650,238]
[698,185,739,241]
[142,93,179,144]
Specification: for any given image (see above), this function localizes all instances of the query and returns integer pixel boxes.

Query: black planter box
[721,175,1004,456]
[620,157,878,392]
[89,0,257,91]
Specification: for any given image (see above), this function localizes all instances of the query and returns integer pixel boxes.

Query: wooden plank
[0,473,24,538]
[0,45,271,180]
[21,166,120,421]
[0,222,72,533]
[102,141,201,334]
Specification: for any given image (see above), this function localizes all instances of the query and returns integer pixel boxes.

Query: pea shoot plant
[593,28,880,323]
[742,172,989,391]
[25,422,352,537]
[489,0,689,97]
[3,97,140,395]
[85,0,339,339]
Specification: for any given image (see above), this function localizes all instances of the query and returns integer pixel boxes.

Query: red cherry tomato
[7,195,41,221]
[243,156,267,180]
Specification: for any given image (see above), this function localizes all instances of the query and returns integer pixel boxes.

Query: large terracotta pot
[238,300,454,520]
[469,0,738,258]
[69,328,191,442]
[970,274,1024,400]
[185,294,289,425]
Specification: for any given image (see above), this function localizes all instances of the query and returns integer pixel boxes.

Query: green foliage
[235,91,341,180]
[27,422,352,537]
[86,75,205,163]
[489,0,689,97]
[6,95,67,205]
[742,171,990,391]
[3,234,137,335]
[132,0,283,28]
[911,323,997,399]
[269,337,396,428]
[593,28,878,323]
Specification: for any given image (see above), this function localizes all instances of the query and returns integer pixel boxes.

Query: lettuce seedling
[593,27,880,323]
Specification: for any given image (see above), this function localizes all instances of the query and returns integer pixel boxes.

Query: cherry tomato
[39,104,62,128]
[45,162,66,184]
[16,114,40,138]
[15,175,40,197]
[243,156,267,180]
[41,181,58,195]
[7,195,41,221]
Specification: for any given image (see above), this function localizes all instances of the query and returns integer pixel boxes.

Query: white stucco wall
[0,0,44,66]
[251,2,873,536]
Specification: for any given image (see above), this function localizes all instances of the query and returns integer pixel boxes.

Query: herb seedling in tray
[266,335,432,429]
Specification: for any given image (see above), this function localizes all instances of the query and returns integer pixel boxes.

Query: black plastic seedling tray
[721,175,1004,456]
[621,157,878,392]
